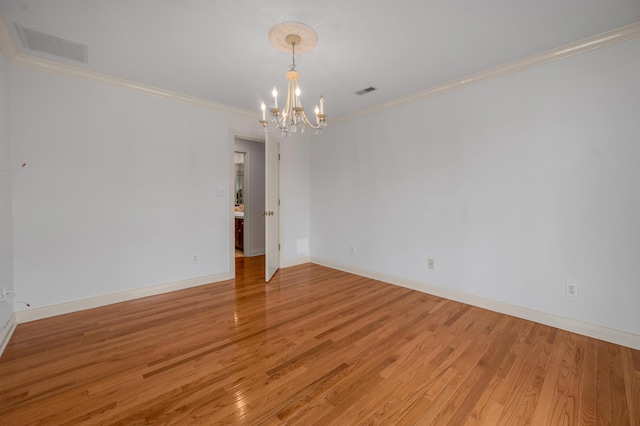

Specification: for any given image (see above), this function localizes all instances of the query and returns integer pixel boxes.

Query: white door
[265,134,280,282]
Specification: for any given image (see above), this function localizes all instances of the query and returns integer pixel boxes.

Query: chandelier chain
[290,42,296,71]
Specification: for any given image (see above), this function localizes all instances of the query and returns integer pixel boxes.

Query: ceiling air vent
[16,24,88,63]
[355,86,377,96]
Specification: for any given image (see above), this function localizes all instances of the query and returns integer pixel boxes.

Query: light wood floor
[0,256,638,425]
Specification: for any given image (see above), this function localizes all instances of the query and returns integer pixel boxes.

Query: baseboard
[283,256,311,268]
[310,257,640,350]
[15,272,232,324]
[0,313,17,357]
[9,259,639,350]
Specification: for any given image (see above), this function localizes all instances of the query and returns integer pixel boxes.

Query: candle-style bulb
[319,96,324,114]
[272,87,278,108]
[315,105,319,115]
[261,102,266,120]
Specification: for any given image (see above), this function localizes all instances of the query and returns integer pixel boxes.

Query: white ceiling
[1,0,639,119]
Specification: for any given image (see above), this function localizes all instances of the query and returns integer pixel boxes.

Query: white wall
[282,133,311,263]
[7,62,312,312]
[311,38,640,336]
[234,138,265,256]
[8,64,264,309]
[0,52,12,328]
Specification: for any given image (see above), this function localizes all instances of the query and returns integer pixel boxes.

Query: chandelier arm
[261,118,281,133]
[298,110,323,129]
[273,112,284,127]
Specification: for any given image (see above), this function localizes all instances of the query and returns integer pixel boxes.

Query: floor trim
[0,313,17,357]
[15,272,231,324]
[311,257,640,350]
[7,259,639,351]
[283,256,311,268]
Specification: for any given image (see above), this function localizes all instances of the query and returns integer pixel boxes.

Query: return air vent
[355,86,377,96]
[16,24,88,63]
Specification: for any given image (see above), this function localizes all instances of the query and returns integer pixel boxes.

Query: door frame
[228,130,283,279]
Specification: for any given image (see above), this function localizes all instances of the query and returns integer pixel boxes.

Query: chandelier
[260,22,327,136]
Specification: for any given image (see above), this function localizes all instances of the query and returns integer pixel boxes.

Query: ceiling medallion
[260,22,327,136]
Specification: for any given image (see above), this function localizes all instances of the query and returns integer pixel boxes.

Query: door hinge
[278,243,281,251]
[278,199,281,206]
[278,154,281,161]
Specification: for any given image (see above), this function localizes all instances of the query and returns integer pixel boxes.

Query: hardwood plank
[0,256,638,425]
[596,339,615,425]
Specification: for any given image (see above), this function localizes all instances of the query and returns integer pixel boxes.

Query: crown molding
[0,12,257,118]
[0,9,638,127]
[11,54,258,117]
[336,21,640,123]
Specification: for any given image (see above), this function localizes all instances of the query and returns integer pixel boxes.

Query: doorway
[234,138,265,257]
[229,132,282,282]
[231,135,266,278]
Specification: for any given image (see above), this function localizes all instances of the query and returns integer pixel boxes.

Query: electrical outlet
[428,259,435,270]
[350,245,357,255]
[192,254,199,264]
[565,282,578,298]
